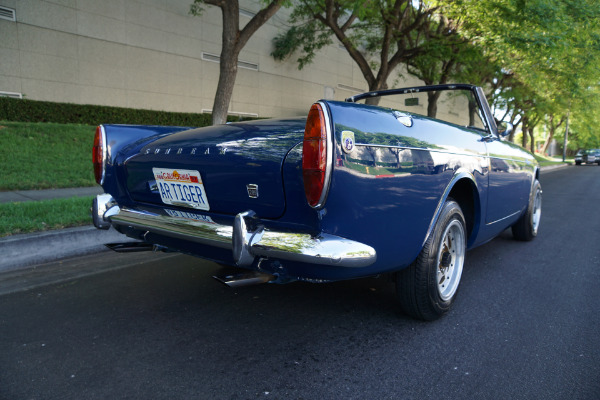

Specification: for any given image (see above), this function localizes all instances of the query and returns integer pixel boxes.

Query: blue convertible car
[92,84,541,320]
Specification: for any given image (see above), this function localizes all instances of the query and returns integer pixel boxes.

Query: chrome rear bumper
[92,194,376,268]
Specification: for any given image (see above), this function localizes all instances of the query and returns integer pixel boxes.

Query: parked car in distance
[91,84,542,320]
[575,149,600,165]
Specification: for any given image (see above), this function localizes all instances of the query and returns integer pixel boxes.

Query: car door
[484,139,534,224]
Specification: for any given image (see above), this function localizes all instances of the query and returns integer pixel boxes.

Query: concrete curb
[540,163,571,173]
[0,225,135,274]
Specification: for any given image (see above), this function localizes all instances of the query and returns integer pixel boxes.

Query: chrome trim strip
[353,143,533,164]
[311,101,334,209]
[485,209,522,226]
[98,197,377,268]
[99,125,107,185]
[354,143,473,154]
[475,86,497,135]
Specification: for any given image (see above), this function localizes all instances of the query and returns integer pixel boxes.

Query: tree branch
[239,1,285,50]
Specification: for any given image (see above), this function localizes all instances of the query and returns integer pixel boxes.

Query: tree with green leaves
[440,0,600,150]
[558,84,600,152]
[402,15,461,117]
[190,0,287,125]
[272,0,437,104]
[401,14,497,118]
[270,0,599,150]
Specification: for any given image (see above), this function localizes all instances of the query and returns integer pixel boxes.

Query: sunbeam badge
[341,130,355,154]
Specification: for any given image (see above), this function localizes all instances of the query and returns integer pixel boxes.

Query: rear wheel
[396,199,466,321]
[512,179,542,241]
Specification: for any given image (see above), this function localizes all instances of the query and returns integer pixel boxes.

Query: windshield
[353,87,487,132]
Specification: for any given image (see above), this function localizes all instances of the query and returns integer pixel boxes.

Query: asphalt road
[0,166,598,400]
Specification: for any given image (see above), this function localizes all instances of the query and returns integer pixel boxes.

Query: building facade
[0,0,425,118]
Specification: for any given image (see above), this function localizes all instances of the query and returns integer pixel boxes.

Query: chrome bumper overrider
[92,194,376,268]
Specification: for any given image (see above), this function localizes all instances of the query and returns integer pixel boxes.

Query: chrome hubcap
[436,220,466,301]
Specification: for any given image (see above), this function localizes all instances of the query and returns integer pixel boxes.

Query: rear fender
[315,100,489,275]
[423,169,482,249]
[101,124,194,202]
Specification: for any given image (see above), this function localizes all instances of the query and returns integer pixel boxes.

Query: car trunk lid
[122,118,306,219]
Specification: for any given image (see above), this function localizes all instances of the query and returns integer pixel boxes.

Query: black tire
[512,179,542,241]
[575,161,581,165]
[396,200,467,321]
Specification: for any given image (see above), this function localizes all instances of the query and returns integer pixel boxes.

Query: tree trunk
[541,115,555,154]
[212,53,238,125]
[529,128,535,153]
[541,115,564,155]
[508,116,520,143]
[210,2,239,125]
[508,123,517,142]
[427,91,442,118]
[317,0,425,108]
[542,127,554,155]
[468,99,477,127]
[364,81,388,105]
[205,0,284,125]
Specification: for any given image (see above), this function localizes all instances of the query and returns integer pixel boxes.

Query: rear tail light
[93,125,107,185]
[302,103,332,208]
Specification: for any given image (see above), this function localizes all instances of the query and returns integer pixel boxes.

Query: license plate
[164,208,215,224]
[152,168,210,210]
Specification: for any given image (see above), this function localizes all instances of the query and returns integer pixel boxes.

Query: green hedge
[0,97,248,126]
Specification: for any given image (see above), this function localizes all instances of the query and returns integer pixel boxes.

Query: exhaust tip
[105,242,155,253]
[213,271,276,288]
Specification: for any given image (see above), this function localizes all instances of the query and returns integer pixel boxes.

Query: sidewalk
[0,186,104,204]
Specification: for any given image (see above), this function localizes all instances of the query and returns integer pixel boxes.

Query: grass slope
[0,121,96,190]
[533,153,572,167]
[0,196,93,237]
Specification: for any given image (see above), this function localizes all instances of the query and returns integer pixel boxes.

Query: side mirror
[497,121,513,138]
